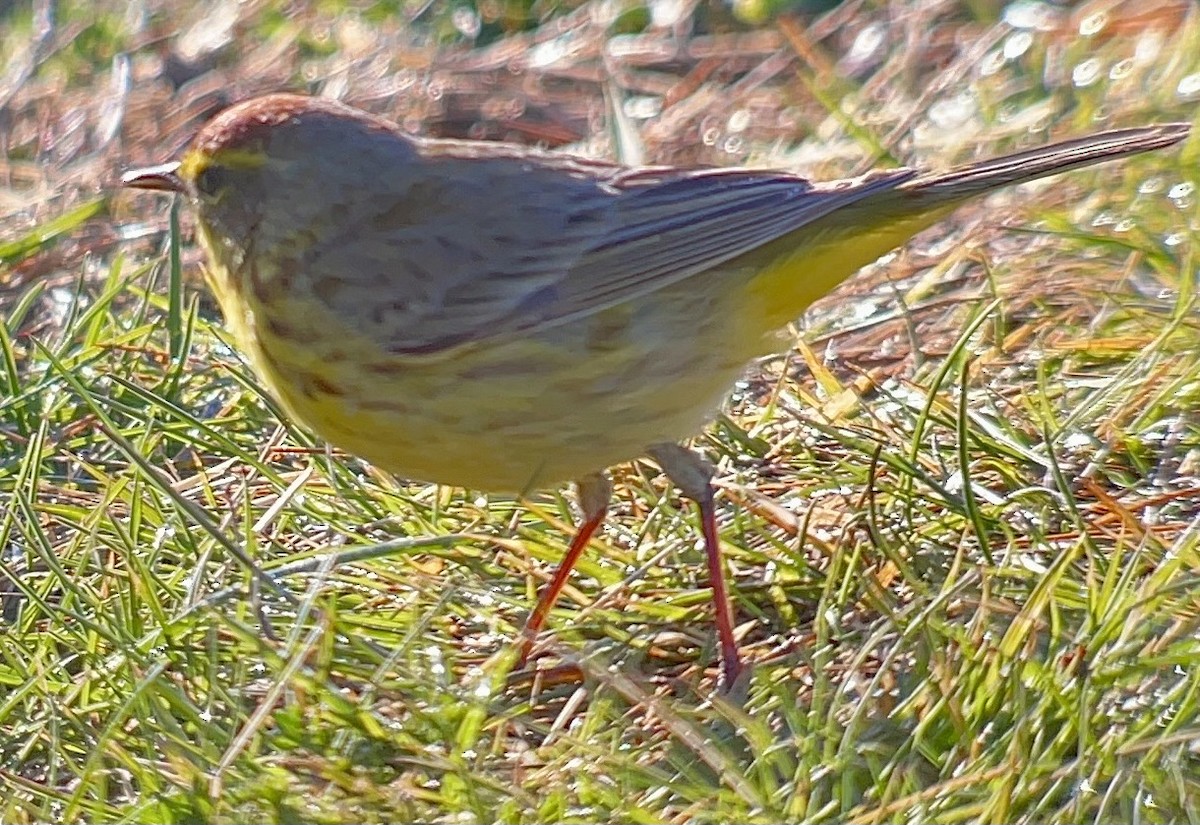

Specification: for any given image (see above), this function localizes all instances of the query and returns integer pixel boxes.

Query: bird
[122,93,1189,687]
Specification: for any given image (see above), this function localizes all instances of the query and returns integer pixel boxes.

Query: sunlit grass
[2,1,1200,823]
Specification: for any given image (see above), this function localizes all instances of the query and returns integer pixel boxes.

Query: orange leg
[649,443,743,688]
[519,473,612,664]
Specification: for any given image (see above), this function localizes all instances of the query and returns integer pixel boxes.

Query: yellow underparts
[199,200,957,493]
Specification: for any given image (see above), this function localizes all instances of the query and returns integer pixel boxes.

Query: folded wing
[294,153,917,355]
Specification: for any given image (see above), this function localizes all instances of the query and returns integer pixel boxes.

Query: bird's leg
[519,472,613,664]
[648,443,743,688]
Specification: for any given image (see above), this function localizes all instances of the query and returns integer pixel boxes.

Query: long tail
[738,121,1190,333]
[903,122,1191,204]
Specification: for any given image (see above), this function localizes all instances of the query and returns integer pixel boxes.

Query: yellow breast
[203,245,764,492]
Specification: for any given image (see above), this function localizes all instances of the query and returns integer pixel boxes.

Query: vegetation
[1,0,1198,821]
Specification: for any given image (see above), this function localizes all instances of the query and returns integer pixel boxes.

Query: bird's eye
[194,164,226,197]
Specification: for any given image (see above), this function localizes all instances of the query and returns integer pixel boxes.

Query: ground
[1,0,1199,822]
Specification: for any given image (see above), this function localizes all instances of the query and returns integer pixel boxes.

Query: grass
[2,0,1200,822]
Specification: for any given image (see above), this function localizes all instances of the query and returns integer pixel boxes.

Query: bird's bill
[121,162,185,192]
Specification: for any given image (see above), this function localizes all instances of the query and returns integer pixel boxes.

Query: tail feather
[737,121,1189,334]
[903,122,1190,203]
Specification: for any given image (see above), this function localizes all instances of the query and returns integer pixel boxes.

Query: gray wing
[296,154,917,355]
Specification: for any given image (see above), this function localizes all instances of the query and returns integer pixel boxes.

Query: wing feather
[293,155,916,354]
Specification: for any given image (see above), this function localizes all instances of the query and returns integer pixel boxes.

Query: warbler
[123,94,1189,686]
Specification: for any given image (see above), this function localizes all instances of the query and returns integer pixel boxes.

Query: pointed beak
[121,162,185,193]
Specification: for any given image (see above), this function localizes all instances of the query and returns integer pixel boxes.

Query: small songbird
[123,94,1189,686]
